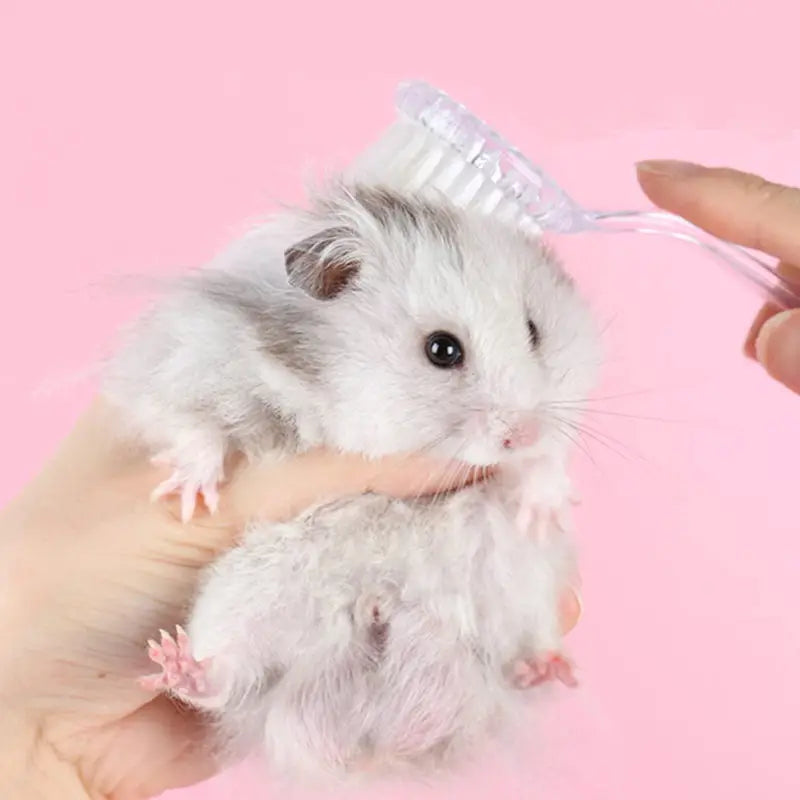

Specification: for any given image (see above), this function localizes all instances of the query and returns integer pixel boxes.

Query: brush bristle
[347,119,540,234]
[345,80,585,233]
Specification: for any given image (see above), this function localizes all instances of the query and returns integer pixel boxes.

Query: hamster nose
[502,420,540,450]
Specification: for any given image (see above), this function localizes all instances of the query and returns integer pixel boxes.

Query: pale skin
[1,160,798,800]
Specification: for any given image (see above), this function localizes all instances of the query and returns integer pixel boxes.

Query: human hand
[636,160,800,394]
[0,399,581,800]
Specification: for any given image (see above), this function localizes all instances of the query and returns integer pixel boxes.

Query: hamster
[103,179,600,781]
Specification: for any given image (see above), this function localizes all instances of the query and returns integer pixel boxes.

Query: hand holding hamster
[0,399,519,800]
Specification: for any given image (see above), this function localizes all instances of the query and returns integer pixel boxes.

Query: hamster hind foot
[139,626,214,698]
[512,652,578,690]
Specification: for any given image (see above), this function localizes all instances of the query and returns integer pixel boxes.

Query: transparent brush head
[388,80,800,310]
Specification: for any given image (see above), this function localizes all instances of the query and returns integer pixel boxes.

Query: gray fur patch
[196,272,323,380]
[351,184,463,266]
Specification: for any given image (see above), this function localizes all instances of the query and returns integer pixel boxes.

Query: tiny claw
[202,483,220,515]
[551,657,579,688]
[138,672,167,692]
[151,474,180,503]
[513,660,531,679]
[159,629,178,657]
[180,484,197,523]
[147,641,165,665]
[175,625,190,649]
[553,508,569,534]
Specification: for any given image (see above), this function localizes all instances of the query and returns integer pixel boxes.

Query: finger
[363,454,492,499]
[219,450,490,528]
[71,696,218,798]
[560,587,582,635]
[218,449,377,527]
[636,161,800,265]
[753,309,800,394]
[743,262,800,359]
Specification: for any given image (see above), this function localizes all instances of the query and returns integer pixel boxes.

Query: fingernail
[754,309,800,391]
[636,159,705,178]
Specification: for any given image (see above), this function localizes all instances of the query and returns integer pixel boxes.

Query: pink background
[3,1,800,798]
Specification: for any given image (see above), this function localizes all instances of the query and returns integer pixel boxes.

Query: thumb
[636,161,800,265]
[754,309,800,394]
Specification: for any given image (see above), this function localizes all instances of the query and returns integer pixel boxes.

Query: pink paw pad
[138,625,211,695]
[513,653,578,689]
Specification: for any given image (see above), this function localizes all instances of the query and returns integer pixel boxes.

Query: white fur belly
[186,485,573,775]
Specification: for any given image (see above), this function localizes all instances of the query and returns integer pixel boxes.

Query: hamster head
[283,180,601,467]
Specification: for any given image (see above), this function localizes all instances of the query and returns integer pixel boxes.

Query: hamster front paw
[139,626,214,698]
[516,503,570,542]
[511,652,578,689]
[514,460,577,541]
[150,438,225,522]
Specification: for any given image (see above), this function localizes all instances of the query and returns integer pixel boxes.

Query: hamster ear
[284,227,360,300]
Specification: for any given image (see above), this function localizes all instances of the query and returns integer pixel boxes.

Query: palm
[10,458,235,798]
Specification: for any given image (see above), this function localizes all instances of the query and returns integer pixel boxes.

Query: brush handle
[589,209,800,310]
[393,80,800,309]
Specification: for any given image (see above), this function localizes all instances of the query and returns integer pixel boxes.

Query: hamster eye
[425,331,464,369]
[527,319,541,349]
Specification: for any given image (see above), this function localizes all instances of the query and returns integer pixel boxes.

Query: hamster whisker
[545,327,583,362]
[545,386,669,406]
[547,412,644,464]
[567,408,690,424]
[547,419,597,467]
[545,402,690,425]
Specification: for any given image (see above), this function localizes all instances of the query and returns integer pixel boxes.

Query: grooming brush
[349,80,800,310]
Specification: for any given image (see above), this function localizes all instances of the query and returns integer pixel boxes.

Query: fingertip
[754,309,800,393]
[743,302,783,360]
[560,586,582,634]
[635,159,708,198]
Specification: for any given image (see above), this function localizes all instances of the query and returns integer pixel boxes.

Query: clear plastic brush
[349,80,800,310]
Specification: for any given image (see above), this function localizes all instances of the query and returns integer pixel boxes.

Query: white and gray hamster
[102,179,600,782]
